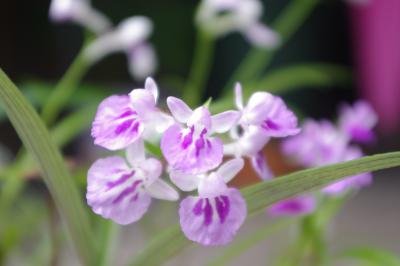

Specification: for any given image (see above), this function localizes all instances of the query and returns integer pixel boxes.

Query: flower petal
[86,156,151,225]
[268,195,316,217]
[216,158,244,183]
[129,88,157,119]
[145,76,159,103]
[187,106,212,130]
[170,170,201,192]
[126,138,145,165]
[250,151,272,180]
[211,111,241,133]
[140,158,163,184]
[179,188,247,246]
[167,97,193,123]
[161,124,223,174]
[128,43,157,81]
[234,82,244,110]
[243,23,280,48]
[146,179,179,201]
[91,95,143,150]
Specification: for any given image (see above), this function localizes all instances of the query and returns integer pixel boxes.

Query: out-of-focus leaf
[339,247,400,266]
[211,63,351,113]
[130,151,400,266]
[223,0,319,92]
[0,69,96,266]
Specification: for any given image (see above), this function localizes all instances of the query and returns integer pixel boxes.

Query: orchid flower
[49,0,111,34]
[224,83,300,180]
[91,78,172,150]
[161,97,240,174]
[175,159,247,246]
[87,140,179,225]
[84,16,157,80]
[196,0,280,48]
[338,100,378,144]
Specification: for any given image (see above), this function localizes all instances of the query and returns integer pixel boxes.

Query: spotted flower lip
[91,78,172,150]
[338,100,378,144]
[49,0,111,34]
[196,0,280,48]
[86,139,179,225]
[84,16,157,80]
[161,97,240,174]
[235,83,301,138]
[177,159,247,246]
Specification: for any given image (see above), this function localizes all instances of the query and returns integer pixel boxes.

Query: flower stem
[41,38,92,125]
[182,29,215,107]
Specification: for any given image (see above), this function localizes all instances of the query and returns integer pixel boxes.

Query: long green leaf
[223,0,319,92]
[130,151,400,266]
[0,69,96,266]
[339,247,400,266]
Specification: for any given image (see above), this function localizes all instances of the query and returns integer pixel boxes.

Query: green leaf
[339,247,400,266]
[211,63,351,113]
[130,151,400,266]
[223,0,319,92]
[0,69,96,266]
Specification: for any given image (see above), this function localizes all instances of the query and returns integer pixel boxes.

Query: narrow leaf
[130,151,400,266]
[0,69,96,266]
[340,247,400,266]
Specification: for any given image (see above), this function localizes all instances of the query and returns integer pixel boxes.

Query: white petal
[126,138,145,165]
[128,44,157,81]
[211,111,241,133]
[170,171,200,192]
[146,179,179,201]
[216,158,244,183]
[145,77,159,103]
[234,82,244,110]
[167,97,193,123]
[244,23,280,48]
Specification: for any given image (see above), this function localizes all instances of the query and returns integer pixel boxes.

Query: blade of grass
[130,151,400,266]
[0,69,96,266]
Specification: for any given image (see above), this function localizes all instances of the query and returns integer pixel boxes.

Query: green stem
[223,0,319,93]
[41,43,91,125]
[97,221,120,266]
[182,29,215,107]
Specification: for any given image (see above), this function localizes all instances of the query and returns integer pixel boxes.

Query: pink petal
[243,23,280,48]
[167,97,193,123]
[145,77,159,103]
[179,188,247,246]
[86,156,151,225]
[268,195,316,217]
[250,151,272,180]
[187,106,212,130]
[91,95,143,150]
[129,88,157,119]
[216,158,244,183]
[128,43,157,81]
[234,82,244,110]
[146,179,179,201]
[211,111,241,133]
[170,170,200,192]
[161,124,223,174]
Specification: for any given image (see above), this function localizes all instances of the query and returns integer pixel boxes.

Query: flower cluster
[87,79,300,245]
[49,0,157,80]
[269,100,378,216]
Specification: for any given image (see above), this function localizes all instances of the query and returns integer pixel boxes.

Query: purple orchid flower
[176,159,247,246]
[338,100,378,144]
[87,139,179,225]
[161,97,240,174]
[91,78,172,150]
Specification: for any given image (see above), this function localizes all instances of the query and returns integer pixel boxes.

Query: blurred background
[0,0,399,265]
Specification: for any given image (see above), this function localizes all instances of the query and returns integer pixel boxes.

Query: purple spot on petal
[203,199,213,226]
[181,126,194,149]
[115,119,133,134]
[112,179,143,204]
[106,170,135,189]
[193,198,203,216]
[215,195,230,224]
[262,119,280,131]
[131,122,140,133]
[118,110,137,119]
